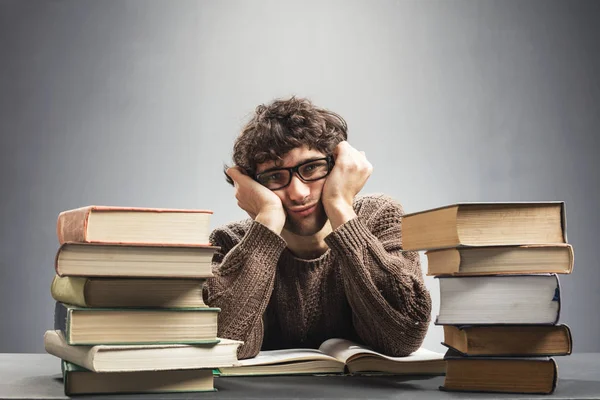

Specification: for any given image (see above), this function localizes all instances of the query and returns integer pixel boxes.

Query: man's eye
[265,172,282,182]
[301,161,327,175]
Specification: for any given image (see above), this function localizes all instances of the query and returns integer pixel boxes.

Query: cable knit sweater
[203,194,432,359]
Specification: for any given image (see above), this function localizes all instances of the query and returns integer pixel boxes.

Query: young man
[204,97,431,359]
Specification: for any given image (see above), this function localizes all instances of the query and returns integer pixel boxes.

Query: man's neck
[281,221,333,260]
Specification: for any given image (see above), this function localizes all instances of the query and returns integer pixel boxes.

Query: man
[204,97,431,360]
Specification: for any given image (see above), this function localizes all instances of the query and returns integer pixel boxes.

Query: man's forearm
[204,221,286,359]
[324,199,357,230]
[325,217,431,357]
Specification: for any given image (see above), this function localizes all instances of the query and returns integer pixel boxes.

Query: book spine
[53,302,69,341]
[44,331,96,371]
[553,274,561,324]
[567,244,575,273]
[51,275,89,307]
[57,206,92,245]
[549,358,558,394]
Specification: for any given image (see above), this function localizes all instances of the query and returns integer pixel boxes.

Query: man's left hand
[322,141,373,229]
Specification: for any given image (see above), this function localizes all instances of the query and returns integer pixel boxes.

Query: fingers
[226,166,251,187]
[332,140,348,156]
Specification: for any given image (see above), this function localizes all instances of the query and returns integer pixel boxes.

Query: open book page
[217,348,345,376]
[319,338,444,363]
[218,339,445,376]
[233,348,342,367]
[318,338,446,375]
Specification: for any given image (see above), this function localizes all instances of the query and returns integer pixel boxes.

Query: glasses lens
[298,159,330,181]
[257,170,291,190]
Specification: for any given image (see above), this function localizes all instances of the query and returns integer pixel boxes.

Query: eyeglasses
[255,155,334,191]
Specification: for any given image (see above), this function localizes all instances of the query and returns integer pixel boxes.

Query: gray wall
[1,0,599,353]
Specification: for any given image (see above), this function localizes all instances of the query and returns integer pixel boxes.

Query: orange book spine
[56,206,93,245]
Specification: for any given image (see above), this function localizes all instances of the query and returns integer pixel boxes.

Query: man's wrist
[325,199,357,230]
[255,210,285,234]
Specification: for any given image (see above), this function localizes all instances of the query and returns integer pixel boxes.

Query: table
[0,353,599,399]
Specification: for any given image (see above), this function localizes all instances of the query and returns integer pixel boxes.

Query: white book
[44,330,242,372]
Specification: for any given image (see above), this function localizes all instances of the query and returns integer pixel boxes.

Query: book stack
[44,205,242,395]
[402,202,573,395]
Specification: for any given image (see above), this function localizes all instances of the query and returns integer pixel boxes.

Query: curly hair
[225,96,348,185]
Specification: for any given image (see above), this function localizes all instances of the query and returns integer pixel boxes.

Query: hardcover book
[435,274,561,325]
[45,330,241,372]
[54,243,217,278]
[57,205,213,245]
[54,302,219,345]
[441,350,557,395]
[51,275,208,308]
[426,244,574,276]
[62,361,215,395]
[401,202,566,251]
[441,325,572,357]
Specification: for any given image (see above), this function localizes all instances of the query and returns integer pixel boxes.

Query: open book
[217,338,446,376]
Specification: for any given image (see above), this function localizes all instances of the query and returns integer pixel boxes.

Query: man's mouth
[288,204,318,218]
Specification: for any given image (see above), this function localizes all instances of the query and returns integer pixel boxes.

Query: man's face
[255,145,329,236]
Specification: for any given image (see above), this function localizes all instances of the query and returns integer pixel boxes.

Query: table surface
[1,353,599,399]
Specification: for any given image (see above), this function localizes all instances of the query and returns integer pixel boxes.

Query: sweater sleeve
[323,195,432,357]
[203,220,287,359]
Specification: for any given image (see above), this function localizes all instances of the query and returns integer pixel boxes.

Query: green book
[62,361,215,395]
[54,302,220,345]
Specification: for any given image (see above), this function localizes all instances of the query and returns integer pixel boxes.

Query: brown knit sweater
[203,194,432,359]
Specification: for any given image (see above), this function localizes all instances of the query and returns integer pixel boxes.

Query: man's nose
[286,174,311,203]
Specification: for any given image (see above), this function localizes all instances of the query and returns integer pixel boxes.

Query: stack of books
[402,202,573,395]
[45,205,242,395]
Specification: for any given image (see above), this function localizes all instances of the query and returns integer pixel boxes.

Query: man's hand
[322,141,373,229]
[226,167,286,234]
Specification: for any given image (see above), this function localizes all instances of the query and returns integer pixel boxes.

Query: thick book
[218,338,446,376]
[62,361,215,395]
[426,244,574,276]
[51,275,208,308]
[441,350,557,394]
[54,242,217,278]
[401,202,566,251]
[45,330,241,372]
[54,302,219,345]
[57,205,213,245]
[442,325,572,356]
[435,274,561,325]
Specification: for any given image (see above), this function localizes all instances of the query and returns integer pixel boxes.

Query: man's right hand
[226,166,286,234]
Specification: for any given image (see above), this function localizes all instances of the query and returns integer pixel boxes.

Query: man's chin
[284,216,327,237]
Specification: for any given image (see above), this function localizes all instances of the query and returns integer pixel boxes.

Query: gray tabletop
[1,353,599,399]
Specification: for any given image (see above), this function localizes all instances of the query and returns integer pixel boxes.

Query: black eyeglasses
[255,155,334,190]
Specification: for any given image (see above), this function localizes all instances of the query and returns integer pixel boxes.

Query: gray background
[1,0,598,354]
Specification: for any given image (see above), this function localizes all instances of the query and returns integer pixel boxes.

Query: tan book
[218,338,446,376]
[57,205,213,245]
[401,202,566,251]
[426,244,574,276]
[54,242,216,278]
[51,275,207,308]
[62,361,214,395]
[441,353,557,394]
[54,302,219,345]
[45,330,241,372]
[442,325,572,357]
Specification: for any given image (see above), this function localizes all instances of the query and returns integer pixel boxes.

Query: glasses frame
[255,155,335,191]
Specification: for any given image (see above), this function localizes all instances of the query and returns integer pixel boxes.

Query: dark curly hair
[225,96,348,185]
